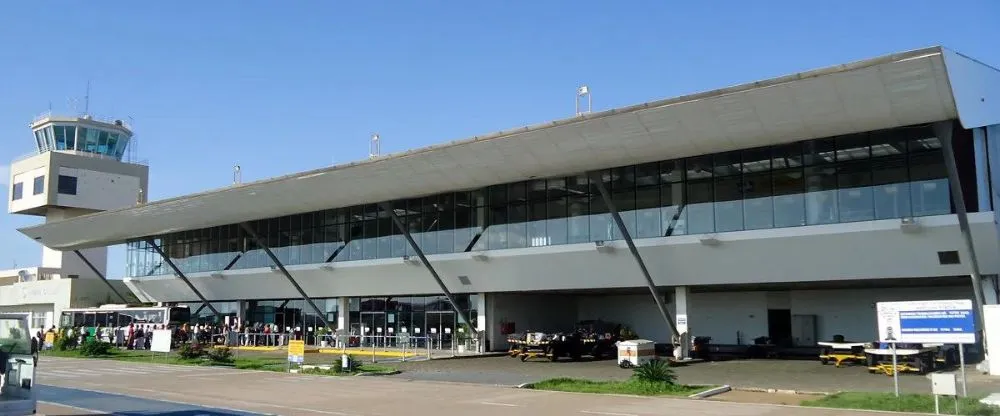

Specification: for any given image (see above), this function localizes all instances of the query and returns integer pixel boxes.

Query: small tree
[79,340,113,357]
[632,359,676,384]
[206,346,234,364]
[177,342,205,360]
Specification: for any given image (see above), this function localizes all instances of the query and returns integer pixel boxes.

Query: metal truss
[239,223,333,329]
[72,250,130,304]
[589,171,679,339]
[145,238,223,322]
[378,202,479,339]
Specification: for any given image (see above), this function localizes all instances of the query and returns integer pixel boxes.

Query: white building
[2,115,144,333]
[15,46,1000,353]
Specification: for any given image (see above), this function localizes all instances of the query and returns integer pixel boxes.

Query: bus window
[169,307,191,325]
[95,312,109,327]
[83,313,96,327]
[73,312,85,326]
[60,312,72,327]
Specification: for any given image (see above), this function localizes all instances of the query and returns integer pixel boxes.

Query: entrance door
[767,309,792,347]
[425,311,455,350]
[360,312,386,347]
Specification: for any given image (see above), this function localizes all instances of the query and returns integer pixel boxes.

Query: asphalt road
[35,357,918,416]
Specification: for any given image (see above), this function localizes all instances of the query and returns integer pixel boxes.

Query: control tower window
[58,175,78,195]
[32,175,45,195]
[11,183,22,201]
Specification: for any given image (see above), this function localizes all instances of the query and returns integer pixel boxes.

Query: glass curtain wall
[348,294,477,350]
[126,123,958,277]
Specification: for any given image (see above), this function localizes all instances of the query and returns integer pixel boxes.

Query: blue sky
[1,1,998,277]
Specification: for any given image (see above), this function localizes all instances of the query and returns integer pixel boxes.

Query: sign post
[876,299,977,398]
[287,339,305,372]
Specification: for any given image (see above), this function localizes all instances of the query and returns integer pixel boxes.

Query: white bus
[59,304,192,329]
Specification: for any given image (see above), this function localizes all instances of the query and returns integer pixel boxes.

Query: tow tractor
[0,313,37,416]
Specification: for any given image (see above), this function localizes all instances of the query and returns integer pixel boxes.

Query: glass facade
[349,294,477,349]
[126,123,960,277]
[33,124,129,160]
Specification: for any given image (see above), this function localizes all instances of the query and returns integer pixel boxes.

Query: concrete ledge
[354,370,401,376]
[317,348,416,358]
[234,346,282,352]
[688,385,731,399]
[516,382,534,389]
[430,352,509,360]
[733,386,831,395]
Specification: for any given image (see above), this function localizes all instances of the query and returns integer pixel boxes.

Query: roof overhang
[20,46,999,251]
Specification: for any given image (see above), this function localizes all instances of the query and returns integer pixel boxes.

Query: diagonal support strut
[936,121,989,339]
[239,223,333,330]
[145,238,223,323]
[378,202,479,339]
[73,250,130,304]
[589,171,680,340]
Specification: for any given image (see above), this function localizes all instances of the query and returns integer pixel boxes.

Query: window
[11,183,22,200]
[31,313,47,330]
[58,175,78,195]
[32,175,45,195]
[121,122,964,278]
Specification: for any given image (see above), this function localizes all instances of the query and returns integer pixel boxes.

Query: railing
[32,111,134,131]
[11,148,148,166]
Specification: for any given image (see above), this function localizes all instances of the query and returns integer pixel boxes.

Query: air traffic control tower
[1,114,146,330]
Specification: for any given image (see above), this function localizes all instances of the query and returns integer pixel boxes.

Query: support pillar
[236,300,247,328]
[378,202,479,339]
[674,286,690,359]
[973,128,990,212]
[476,293,487,353]
[239,222,333,330]
[72,250,130,304]
[937,121,989,318]
[938,121,991,366]
[588,171,679,340]
[337,297,349,330]
[145,238,222,322]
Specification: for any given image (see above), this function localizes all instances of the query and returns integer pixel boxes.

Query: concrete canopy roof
[19,46,977,251]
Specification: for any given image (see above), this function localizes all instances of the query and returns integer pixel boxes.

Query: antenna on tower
[575,85,592,116]
[84,80,91,116]
[369,133,380,159]
[233,164,242,185]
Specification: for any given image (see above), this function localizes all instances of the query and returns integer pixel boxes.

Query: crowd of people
[35,321,336,350]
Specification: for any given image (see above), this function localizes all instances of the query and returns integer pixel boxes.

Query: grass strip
[528,377,709,397]
[802,391,998,415]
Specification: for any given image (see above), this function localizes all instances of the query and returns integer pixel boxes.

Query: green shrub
[53,334,73,351]
[632,359,676,384]
[206,346,233,363]
[78,340,113,357]
[177,343,205,360]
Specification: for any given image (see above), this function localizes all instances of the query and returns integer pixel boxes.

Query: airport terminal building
[18,46,1000,352]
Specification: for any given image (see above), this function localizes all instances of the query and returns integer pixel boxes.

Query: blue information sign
[877,299,976,344]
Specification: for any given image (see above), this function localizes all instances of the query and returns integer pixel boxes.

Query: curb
[354,370,402,376]
[430,352,510,361]
[689,385,731,399]
[733,387,830,395]
[516,382,534,389]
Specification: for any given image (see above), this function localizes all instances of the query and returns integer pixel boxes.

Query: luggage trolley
[864,344,938,376]
[818,341,869,367]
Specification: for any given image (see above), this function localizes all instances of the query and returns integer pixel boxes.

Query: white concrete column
[476,293,487,352]
[236,300,247,327]
[476,293,487,332]
[674,286,690,359]
[336,297,349,330]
